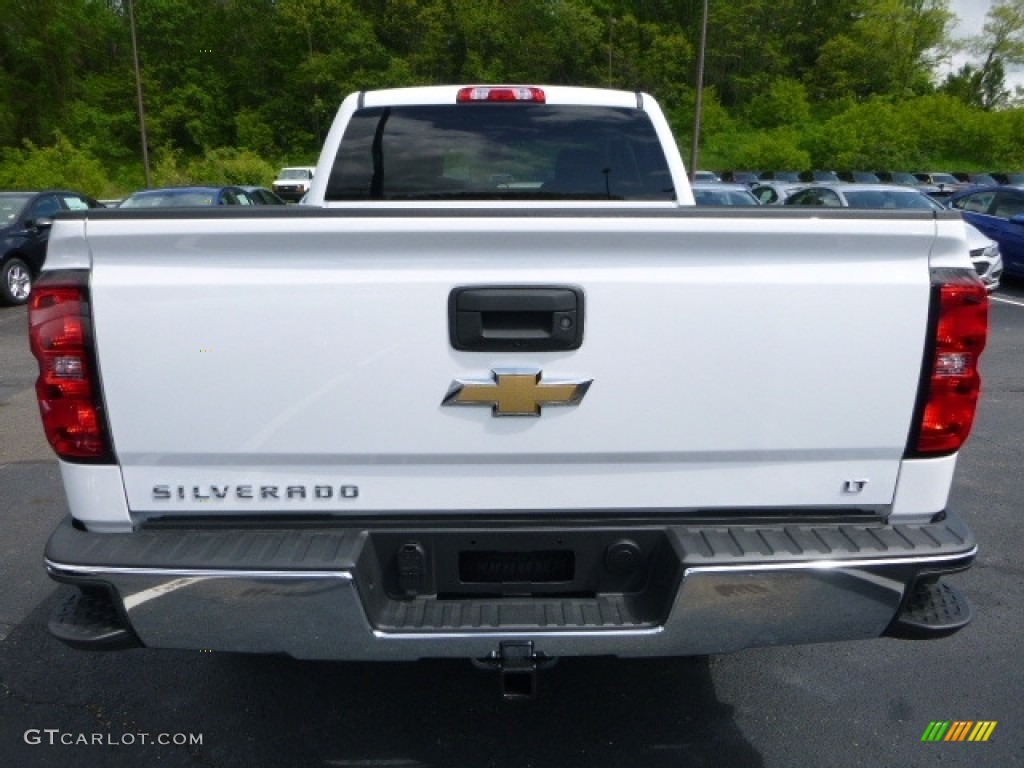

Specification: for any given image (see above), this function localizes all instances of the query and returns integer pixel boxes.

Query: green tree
[235,109,278,158]
[676,85,736,155]
[703,0,794,106]
[3,0,1024,191]
[726,130,811,170]
[0,0,126,147]
[0,134,109,197]
[149,145,190,188]
[807,98,925,169]
[745,78,812,129]
[808,0,955,101]
[895,93,996,167]
[185,148,278,187]
[957,0,1024,109]
[971,0,1024,69]
[277,0,409,145]
[942,61,1012,110]
[700,0,863,106]
[602,14,693,99]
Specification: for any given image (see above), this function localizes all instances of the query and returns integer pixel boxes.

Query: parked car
[783,184,1001,288]
[875,171,941,195]
[272,166,316,202]
[757,171,801,182]
[912,172,964,199]
[693,170,720,183]
[913,172,960,187]
[836,171,880,183]
[785,183,940,210]
[691,182,761,206]
[947,185,1024,278]
[990,172,1024,186]
[798,170,840,183]
[241,186,287,205]
[1,189,103,305]
[750,181,806,205]
[719,170,760,185]
[876,171,916,185]
[964,222,1003,291]
[119,186,256,208]
[953,172,998,187]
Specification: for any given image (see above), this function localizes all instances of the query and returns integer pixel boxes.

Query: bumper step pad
[886,580,972,640]
[378,594,649,632]
[49,587,140,651]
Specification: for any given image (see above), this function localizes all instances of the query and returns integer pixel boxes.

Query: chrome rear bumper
[45,513,976,659]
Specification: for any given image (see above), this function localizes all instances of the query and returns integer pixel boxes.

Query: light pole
[608,17,617,88]
[127,0,152,188]
[689,0,709,183]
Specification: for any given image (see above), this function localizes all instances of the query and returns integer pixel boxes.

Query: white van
[271,166,315,202]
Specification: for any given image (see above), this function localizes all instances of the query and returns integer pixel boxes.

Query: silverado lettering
[151,485,360,501]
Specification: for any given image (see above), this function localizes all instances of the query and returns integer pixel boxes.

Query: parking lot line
[990,295,1024,308]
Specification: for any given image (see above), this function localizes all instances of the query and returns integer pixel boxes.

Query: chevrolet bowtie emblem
[442,368,592,417]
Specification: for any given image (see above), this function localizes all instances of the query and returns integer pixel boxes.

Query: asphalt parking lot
[1,280,1022,767]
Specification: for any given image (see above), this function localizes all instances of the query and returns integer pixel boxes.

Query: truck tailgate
[85,210,936,517]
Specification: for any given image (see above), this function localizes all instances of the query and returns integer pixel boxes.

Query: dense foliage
[2,0,1023,197]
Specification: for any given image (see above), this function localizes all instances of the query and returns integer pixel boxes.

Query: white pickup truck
[33,86,988,696]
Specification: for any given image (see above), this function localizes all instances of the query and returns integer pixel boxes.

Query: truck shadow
[2,593,764,768]
[215,652,765,768]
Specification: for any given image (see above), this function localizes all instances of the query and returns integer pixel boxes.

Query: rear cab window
[325,104,675,202]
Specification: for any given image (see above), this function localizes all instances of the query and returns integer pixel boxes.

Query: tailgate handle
[449,286,584,352]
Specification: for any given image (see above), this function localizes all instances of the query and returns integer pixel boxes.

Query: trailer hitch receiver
[475,641,555,700]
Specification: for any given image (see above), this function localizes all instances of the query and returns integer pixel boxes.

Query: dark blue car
[947,185,1024,279]
[118,185,257,208]
[1,190,104,305]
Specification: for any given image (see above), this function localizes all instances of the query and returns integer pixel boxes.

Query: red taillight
[912,270,988,456]
[28,271,113,462]
[456,86,545,103]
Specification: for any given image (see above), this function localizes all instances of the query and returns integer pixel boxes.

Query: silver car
[785,184,1001,290]
[785,183,941,210]
[750,181,807,205]
[964,221,1003,291]
[692,182,760,206]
